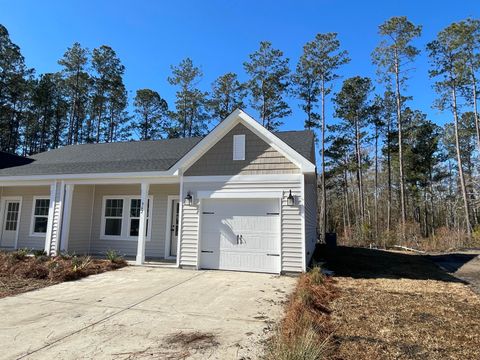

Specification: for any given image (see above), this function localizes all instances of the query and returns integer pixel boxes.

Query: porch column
[136,182,149,265]
[44,182,57,255]
[59,184,74,252]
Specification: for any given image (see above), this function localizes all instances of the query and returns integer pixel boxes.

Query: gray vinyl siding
[304,173,318,265]
[85,183,179,258]
[184,123,300,176]
[68,185,94,254]
[179,177,304,272]
[0,186,50,250]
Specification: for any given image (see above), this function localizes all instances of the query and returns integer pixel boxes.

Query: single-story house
[0,110,317,274]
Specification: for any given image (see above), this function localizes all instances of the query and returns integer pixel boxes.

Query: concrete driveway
[0,267,295,359]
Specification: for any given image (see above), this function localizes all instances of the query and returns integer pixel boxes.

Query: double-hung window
[31,197,50,236]
[101,196,152,240]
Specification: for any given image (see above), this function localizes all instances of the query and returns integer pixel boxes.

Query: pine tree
[132,89,168,140]
[58,42,91,145]
[0,24,33,153]
[168,58,210,137]
[427,24,472,237]
[333,76,374,231]
[372,16,422,237]
[209,72,246,122]
[243,41,291,130]
[293,33,349,237]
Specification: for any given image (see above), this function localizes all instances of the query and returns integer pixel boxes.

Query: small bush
[105,249,123,263]
[11,248,29,260]
[32,249,47,258]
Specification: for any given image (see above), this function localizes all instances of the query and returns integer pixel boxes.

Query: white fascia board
[0,172,178,185]
[183,174,303,183]
[172,109,316,174]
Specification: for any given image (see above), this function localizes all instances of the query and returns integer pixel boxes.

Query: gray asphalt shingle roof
[0,130,314,177]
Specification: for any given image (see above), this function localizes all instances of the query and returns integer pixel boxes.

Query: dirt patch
[114,332,219,360]
[0,250,127,298]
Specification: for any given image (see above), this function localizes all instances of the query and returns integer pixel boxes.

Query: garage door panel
[200,198,280,274]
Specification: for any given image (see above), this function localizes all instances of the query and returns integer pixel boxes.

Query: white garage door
[200,198,281,273]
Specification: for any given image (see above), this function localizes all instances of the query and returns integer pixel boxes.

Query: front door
[169,199,180,257]
[1,198,21,248]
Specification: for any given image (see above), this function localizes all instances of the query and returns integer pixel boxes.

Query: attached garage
[199,198,281,274]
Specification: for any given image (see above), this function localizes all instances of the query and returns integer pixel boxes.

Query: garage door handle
[201,250,213,253]
[267,253,280,257]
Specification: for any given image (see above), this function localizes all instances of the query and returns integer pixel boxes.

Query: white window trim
[100,195,153,241]
[233,134,245,161]
[30,196,51,237]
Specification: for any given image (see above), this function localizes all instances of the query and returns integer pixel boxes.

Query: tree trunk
[321,78,327,237]
[452,85,472,237]
[470,64,480,158]
[387,113,392,233]
[374,124,379,242]
[355,116,364,222]
[394,50,407,239]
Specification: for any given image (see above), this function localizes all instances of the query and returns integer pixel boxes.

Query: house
[0,110,317,274]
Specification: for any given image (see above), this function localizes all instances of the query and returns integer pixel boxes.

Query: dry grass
[0,250,127,298]
[265,267,338,359]
[318,246,480,360]
[330,277,480,359]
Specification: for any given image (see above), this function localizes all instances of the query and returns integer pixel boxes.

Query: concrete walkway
[0,267,295,359]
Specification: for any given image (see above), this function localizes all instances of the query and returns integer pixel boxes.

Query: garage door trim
[196,193,282,274]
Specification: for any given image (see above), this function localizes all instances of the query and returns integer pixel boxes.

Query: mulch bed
[0,250,127,298]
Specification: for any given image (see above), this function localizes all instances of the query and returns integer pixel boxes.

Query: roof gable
[173,109,316,174]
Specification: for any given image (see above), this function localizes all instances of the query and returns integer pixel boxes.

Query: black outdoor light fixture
[286,190,295,206]
[184,192,193,206]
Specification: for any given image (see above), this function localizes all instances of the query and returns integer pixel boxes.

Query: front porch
[0,181,181,265]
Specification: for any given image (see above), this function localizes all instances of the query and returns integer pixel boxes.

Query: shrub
[105,249,123,263]
[11,248,29,260]
[32,249,47,258]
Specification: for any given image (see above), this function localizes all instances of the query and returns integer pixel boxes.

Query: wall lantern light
[286,190,295,206]
[184,192,193,206]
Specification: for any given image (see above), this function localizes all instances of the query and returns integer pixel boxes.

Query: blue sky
[1,0,479,132]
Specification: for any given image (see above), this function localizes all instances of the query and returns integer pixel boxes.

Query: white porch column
[136,182,150,265]
[59,184,74,252]
[44,182,57,255]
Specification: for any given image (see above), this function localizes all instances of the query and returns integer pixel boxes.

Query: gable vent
[233,134,245,161]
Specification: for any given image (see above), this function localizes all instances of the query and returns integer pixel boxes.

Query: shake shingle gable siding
[0,130,314,177]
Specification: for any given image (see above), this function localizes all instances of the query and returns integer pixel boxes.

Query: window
[233,134,245,160]
[128,198,150,237]
[104,199,124,236]
[101,196,152,240]
[5,202,20,231]
[31,197,50,235]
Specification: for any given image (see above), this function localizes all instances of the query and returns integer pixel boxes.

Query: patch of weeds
[266,326,331,360]
[309,267,324,285]
[32,249,47,258]
[11,248,29,260]
[105,249,124,264]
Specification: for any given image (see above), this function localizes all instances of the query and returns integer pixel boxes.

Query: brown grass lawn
[0,250,127,298]
[320,246,480,360]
